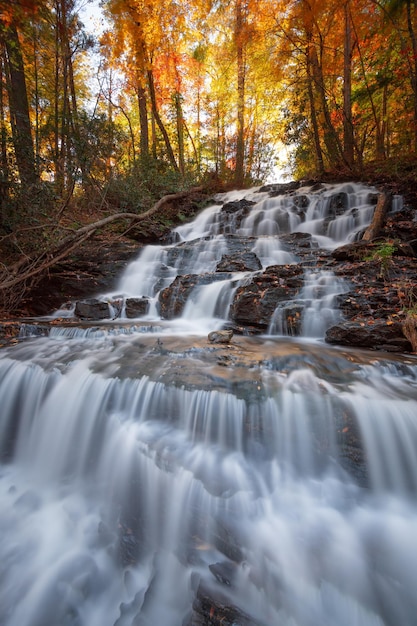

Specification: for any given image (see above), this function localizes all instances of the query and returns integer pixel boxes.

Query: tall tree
[0,16,37,186]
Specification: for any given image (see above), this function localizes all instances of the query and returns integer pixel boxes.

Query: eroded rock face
[216,252,262,272]
[158,273,232,319]
[230,265,304,332]
[125,297,149,318]
[74,298,110,320]
[325,321,412,352]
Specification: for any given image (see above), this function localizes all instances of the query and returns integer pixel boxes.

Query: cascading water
[1,182,416,626]
[87,181,398,337]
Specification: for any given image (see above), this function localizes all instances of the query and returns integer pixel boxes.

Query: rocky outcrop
[326,320,412,352]
[74,298,110,320]
[230,265,303,332]
[189,581,259,626]
[216,252,262,272]
[159,273,232,319]
[125,297,149,318]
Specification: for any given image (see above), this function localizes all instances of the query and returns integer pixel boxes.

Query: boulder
[74,298,110,320]
[216,252,262,272]
[125,297,149,318]
[189,581,259,626]
[159,273,231,319]
[230,265,304,332]
[325,320,412,352]
[208,329,234,344]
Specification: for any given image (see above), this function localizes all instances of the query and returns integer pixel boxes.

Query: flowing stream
[1,183,417,626]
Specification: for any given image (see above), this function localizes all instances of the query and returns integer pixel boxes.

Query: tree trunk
[54,0,64,194]
[343,2,355,168]
[362,192,392,241]
[310,40,343,165]
[306,42,324,174]
[147,69,179,172]
[175,92,185,175]
[0,52,9,222]
[406,0,417,152]
[234,0,246,187]
[2,21,37,187]
[137,79,149,160]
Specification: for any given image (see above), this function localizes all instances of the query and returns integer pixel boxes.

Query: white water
[2,182,416,626]
[0,335,416,626]
[90,182,395,337]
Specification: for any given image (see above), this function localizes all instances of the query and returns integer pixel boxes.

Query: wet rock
[159,273,231,319]
[189,581,259,626]
[332,241,373,262]
[325,320,412,352]
[74,298,110,320]
[216,252,262,272]
[220,198,255,215]
[125,297,150,318]
[258,180,302,195]
[218,199,256,232]
[230,265,304,332]
[20,239,139,316]
[209,561,238,586]
[208,330,234,344]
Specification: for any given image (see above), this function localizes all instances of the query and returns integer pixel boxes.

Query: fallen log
[362,191,392,241]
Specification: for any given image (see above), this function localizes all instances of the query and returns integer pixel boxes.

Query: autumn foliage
[1,0,417,213]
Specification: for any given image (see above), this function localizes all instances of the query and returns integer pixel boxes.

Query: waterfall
[0,332,416,626]
[1,182,416,626]
[79,181,395,338]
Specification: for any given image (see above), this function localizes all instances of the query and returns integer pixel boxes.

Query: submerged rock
[189,581,260,626]
[208,329,234,344]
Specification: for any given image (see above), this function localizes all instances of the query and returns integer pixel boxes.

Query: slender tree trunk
[343,2,355,167]
[234,0,246,187]
[61,0,90,189]
[147,69,179,172]
[310,35,344,165]
[137,80,149,160]
[54,1,64,194]
[350,14,385,159]
[406,0,417,152]
[175,92,185,175]
[0,51,9,221]
[306,42,324,174]
[2,21,37,187]
[32,24,40,177]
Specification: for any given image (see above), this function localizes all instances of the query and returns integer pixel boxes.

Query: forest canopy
[2,0,417,199]
[1,0,417,312]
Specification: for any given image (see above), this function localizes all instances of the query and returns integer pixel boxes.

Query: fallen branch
[362,191,392,241]
[0,185,205,302]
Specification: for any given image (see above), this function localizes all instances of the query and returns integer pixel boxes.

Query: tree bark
[234,0,246,187]
[362,192,392,241]
[343,2,355,168]
[306,42,324,174]
[1,21,37,187]
[147,69,179,172]
[137,80,149,159]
